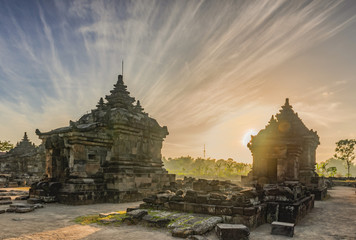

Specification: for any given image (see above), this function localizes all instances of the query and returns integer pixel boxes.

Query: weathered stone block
[0,201,12,205]
[232,207,243,215]
[271,221,295,237]
[142,214,171,228]
[206,205,216,215]
[210,193,227,200]
[221,200,233,206]
[172,228,194,238]
[184,196,197,203]
[193,216,223,235]
[231,215,257,229]
[0,197,11,201]
[170,195,184,202]
[169,201,185,212]
[209,198,222,205]
[185,202,197,213]
[187,235,207,240]
[175,189,184,196]
[243,207,256,216]
[15,207,34,213]
[266,202,279,223]
[126,209,148,219]
[215,223,250,240]
[216,206,233,216]
[196,194,209,204]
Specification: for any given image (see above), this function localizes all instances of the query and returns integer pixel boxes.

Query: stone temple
[31,75,175,204]
[0,132,45,187]
[247,98,326,199]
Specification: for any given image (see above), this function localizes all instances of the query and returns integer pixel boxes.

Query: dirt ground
[0,186,355,240]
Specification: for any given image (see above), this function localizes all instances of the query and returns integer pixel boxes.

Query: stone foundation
[140,181,314,229]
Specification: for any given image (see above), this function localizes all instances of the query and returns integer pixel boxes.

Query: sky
[0,0,356,164]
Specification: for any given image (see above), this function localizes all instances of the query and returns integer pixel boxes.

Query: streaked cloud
[0,0,355,162]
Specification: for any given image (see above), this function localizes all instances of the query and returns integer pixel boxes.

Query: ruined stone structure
[247,98,326,199]
[141,178,314,229]
[31,75,175,204]
[0,133,45,187]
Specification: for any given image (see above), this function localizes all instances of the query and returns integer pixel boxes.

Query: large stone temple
[31,75,175,204]
[248,98,326,199]
[0,132,45,187]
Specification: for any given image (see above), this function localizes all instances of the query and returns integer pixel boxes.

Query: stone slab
[271,221,295,237]
[15,208,34,213]
[126,209,148,219]
[215,223,250,240]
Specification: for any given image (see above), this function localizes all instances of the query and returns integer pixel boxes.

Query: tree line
[162,156,251,179]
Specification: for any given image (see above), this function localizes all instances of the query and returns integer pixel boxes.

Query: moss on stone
[74,212,127,225]
[74,215,101,225]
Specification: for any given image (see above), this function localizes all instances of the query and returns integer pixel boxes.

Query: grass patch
[74,215,101,225]
[74,212,127,226]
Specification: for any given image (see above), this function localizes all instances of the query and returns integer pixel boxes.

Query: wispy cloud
[0,0,355,161]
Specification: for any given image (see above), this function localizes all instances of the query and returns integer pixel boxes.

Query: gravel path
[0,186,355,240]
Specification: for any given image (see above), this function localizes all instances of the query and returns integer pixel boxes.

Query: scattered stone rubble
[6,203,43,213]
[140,178,314,229]
[0,188,43,214]
[97,208,223,239]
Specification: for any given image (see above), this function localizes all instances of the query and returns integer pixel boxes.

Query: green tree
[326,166,337,177]
[316,162,328,177]
[0,140,14,152]
[334,139,356,179]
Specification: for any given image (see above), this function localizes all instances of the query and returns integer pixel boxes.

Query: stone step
[10,203,35,209]
[271,221,295,237]
[27,198,44,204]
[0,200,12,205]
[15,196,29,200]
[0,197,11,201]
[15,208,34,213]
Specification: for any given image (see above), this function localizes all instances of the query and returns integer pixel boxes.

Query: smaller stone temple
[0,132,45,187]
[31,74,175,204]
[247,98,326,199]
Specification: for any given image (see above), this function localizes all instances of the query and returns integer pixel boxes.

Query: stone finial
[105,75,135,110]
[117,74,124,85]
[283,98,292,108]
[22,132,29,142]
[280,98,293,111]
[135,100,144,112]
[269,115,276,124]
[96,97,105,109]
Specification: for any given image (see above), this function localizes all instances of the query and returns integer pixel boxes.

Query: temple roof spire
[22,132,29,142]
[134,100,144,113]
[282,98,292,110]
[105,75,135,110]
[96,97,105,109]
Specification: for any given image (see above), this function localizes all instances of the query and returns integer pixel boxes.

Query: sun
[242,129,258,147]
